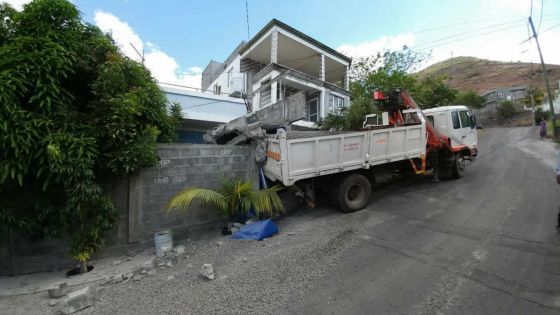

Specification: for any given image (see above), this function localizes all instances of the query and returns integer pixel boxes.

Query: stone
[287,232,296,236]
[112,275,123,284]
[241,258,248,263]
[47,282,68,299]
[126,251,136,257]
[216,241,224,247]
[157,262,165,267]
[125,272,134,279]
[147,270,156,276]
[167,275,175,281]
[143,257,156,270]
[173,245,186,256]
[112,260,122,266]
[141,270,147,274]
[132,275,143,281]
[201,264,214,280]
[49,299,59,307]
[61,286,93,314]
[166,261,173,267]
[233,223,243,228]
[219,275,228,281]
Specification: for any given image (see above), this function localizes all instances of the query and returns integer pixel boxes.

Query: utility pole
[528,16,557,138]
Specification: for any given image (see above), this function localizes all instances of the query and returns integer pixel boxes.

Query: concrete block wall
[128,144,257,243]
[0,143,257,276]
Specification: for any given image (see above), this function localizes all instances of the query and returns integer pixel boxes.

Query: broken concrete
[201,264,214,280]
[61,286,93,314]
[47,282,67,299]
[204,92,307,145]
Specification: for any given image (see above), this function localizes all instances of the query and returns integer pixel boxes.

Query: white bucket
[154,230,173,257]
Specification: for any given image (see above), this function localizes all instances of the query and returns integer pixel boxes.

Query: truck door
[456,110,477,148]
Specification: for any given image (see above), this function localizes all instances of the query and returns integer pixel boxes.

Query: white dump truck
[263,90,478,212]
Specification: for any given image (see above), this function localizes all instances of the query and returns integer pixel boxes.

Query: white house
[161,85,247,143]
[201,19,352,124]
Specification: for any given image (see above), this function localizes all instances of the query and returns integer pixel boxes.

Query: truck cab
[423,106,478,157]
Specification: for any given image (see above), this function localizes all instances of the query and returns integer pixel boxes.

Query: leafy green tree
[0,0,179,273]
[412,76,458,109]
[497,101,516,120]
[455,90,486,108]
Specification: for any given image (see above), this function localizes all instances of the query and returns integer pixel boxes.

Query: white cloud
[3,0,31,10]
[94,10,202,89]
[337,33,415,59]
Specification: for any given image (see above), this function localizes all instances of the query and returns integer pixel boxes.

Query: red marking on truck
[344,143,360,151]
[267,151,280,161]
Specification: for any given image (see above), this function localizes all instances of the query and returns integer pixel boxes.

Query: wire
[537,0,544,33]
[539,22,560,34]
[416,22,528,52]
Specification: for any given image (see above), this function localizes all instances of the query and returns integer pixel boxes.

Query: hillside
[416,56,560,93]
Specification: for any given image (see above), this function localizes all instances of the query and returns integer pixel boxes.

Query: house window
[214,85,221,95]
[497,92,504,99]
[308,97,319,123]
[330,95,345,115]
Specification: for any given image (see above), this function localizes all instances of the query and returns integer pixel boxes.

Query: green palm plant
[166,177,285,220]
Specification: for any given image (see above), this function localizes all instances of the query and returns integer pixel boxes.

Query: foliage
[0,0,179,270]
[534,107,551,124]
[411,76,458,109]
[522,87,545,107]
[167,177,285,219]
[455,90,486,109]
[496,101,516,120]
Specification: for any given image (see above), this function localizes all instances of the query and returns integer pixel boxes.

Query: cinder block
[61,286,93,314]
[47,282,68,298]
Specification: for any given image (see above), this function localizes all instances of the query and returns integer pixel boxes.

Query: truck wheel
[335,174,372,212]
[452,153,465,179]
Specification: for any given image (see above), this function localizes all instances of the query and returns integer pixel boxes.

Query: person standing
[540,118,547,138]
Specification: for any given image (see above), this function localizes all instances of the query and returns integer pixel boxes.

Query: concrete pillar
[271,81,277,104]
[271,31,278,64]
[345,66,349,90]
[320,54,325,81]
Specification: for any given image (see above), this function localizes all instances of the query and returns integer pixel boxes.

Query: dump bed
[264,122,426,186]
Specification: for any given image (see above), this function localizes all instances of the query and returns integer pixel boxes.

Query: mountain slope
[417,56,560,93]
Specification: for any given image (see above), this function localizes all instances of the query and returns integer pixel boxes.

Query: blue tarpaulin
[231,219,279,241]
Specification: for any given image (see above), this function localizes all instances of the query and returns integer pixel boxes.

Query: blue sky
[5,0,560,88]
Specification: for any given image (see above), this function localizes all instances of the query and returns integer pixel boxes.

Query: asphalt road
[292,127,560,315]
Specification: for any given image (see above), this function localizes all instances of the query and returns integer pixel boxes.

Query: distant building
[161,85,247,143]
[481,85,527,107]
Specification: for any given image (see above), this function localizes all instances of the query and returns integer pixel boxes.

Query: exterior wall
[209,55,245,95]
[201,60,224,92]
[162,86,246,123]
[0,144,258,276]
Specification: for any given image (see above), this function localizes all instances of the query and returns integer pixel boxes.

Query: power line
[412,15,525,35]
[537,0,544,33]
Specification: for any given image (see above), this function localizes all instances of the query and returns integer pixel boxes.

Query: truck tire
[335,174,371,212]
[452,153,465,179]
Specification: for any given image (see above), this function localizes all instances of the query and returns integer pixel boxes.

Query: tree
[411,76,458,109]
[167,177,285,222]
[496,101,516,120]
[321,47,426,131]
[455,90,486,108]
[0,0,179,273]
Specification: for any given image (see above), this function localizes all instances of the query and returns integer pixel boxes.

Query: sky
[4,0,560,90]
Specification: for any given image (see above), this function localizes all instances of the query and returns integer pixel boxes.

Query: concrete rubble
[47,282,67,299]
[203,92,308,145]
[201,264,215,280]
[61,286,93,314]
